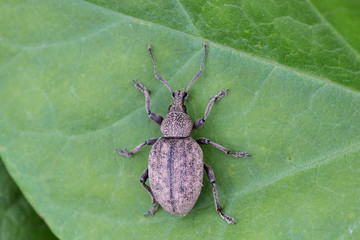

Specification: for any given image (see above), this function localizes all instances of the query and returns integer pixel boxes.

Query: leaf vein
[234,143,360,198]
[175,0,200,35]
[305,0,360,60]
[77,0,360,95]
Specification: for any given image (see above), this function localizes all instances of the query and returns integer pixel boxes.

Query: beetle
[116,42,250,224]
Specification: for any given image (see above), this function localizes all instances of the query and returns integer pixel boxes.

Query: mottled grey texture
[160,112,193,137]
[149,137,203,215]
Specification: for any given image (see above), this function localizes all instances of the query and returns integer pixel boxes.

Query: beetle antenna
[148,44,174,95]
[185,42,207,95]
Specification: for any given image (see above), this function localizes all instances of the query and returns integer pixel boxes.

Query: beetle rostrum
[116,42,250,224]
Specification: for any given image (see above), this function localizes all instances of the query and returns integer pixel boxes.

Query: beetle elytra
[116,43,250,224]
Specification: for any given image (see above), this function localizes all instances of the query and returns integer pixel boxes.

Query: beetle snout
[169,103,183,112]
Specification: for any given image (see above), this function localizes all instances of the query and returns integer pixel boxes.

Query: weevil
[116,42,250,224]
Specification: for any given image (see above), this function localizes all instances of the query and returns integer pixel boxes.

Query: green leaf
[86,0,360,91]
[0,0,359,239]
[0,157,57,240]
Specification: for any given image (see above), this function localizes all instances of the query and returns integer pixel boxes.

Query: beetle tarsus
[133,80,151,94]
[215,89,229,101]
[219,211,236,224]
[144,203,159,216]
[116,148,133,157]
[231,151,251,158]
[132,80,146,92]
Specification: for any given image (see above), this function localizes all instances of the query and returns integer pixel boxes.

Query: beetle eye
[183,92,188,100]
[168,105,172,112]
[172,92,175,98]
[182,105,187,113]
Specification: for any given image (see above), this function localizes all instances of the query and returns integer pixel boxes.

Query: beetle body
[150,92,203,215]
[117,43,250,224]
[149,137,203,215]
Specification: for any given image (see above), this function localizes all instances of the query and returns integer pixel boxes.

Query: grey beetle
[116,42,250,224]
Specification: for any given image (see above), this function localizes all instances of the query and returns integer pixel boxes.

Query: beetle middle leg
[140,168,160,216]
[196,138,250,158]
[204,163,235,224]
[116,138,158,157]
[132,80,163,125]
[193,89,229,129]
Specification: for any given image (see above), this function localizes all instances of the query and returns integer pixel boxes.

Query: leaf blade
[0,0,360,240]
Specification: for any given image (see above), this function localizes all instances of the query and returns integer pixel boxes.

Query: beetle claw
[231,151,251,158]
[215,89,229,101]
[144,203,159,216]
[115,148,133,157]
[132,80,146,92]
[219,211,236,224]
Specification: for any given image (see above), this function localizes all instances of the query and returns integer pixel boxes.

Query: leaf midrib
[305,0,360,59]
[77,0,360,95]
[1,1,358,95]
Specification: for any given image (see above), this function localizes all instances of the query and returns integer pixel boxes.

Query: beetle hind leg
[144,203,159,216]
[204,163,236,224]
[140,168,160,216]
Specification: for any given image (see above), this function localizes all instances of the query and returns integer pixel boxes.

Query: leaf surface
[0,0,359,239]
[87,0,360,90]
[0,158,57,240]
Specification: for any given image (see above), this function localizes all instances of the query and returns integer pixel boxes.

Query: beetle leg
[116,138,158,157]
[193,89,229,129]
[196,138,250,158]
[132,80,163,125]
[140,168,156,204]
[144,203,159,216]
[204,163,236,224]
[140,168,160,216]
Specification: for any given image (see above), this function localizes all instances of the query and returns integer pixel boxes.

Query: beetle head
[162,90,192,137]
[168,90,187,113]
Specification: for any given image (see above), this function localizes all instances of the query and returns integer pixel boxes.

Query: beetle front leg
[196,138,250,158]
[194,89,229,129]
[132,80,163,125]
[204,163,235,224]
[116,138,158,157]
